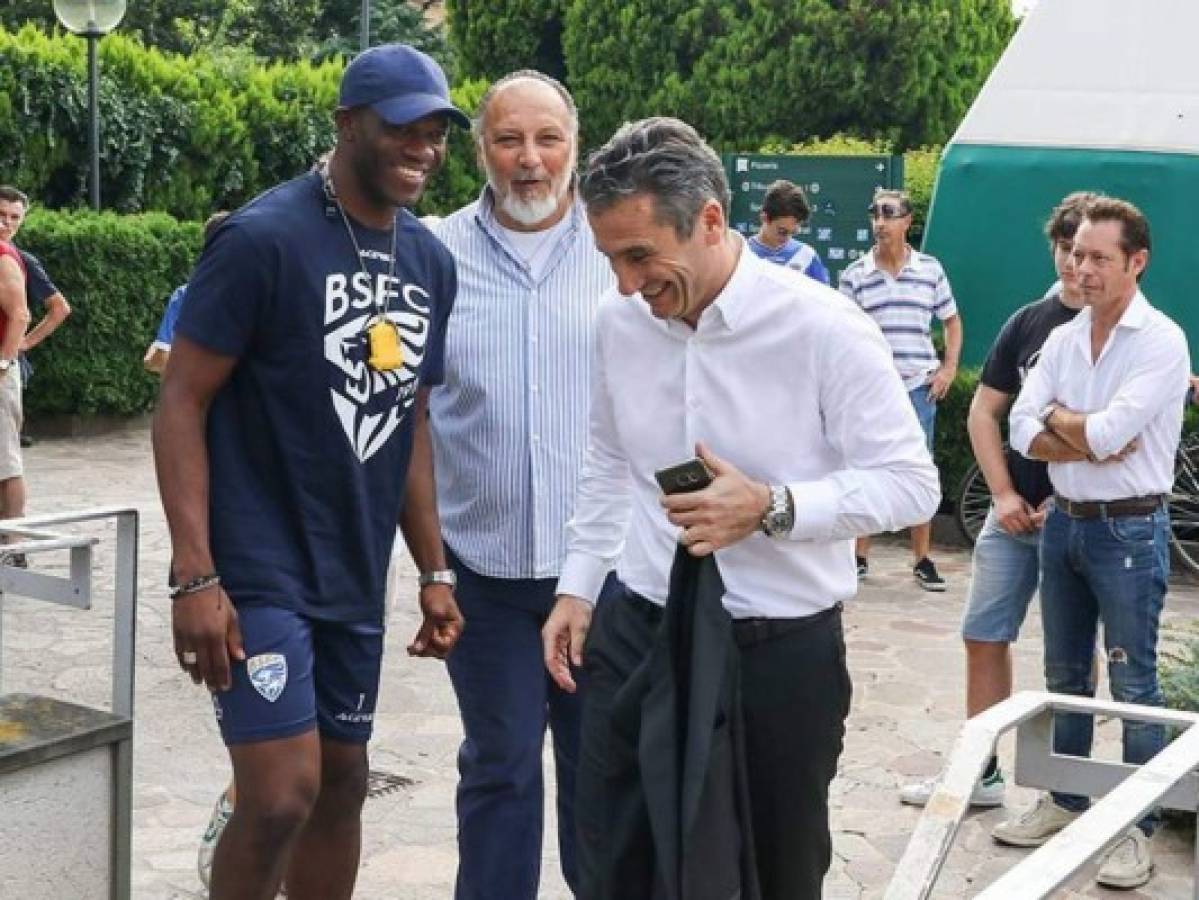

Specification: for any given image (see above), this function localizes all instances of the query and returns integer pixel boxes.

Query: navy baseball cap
[339,44,470,129]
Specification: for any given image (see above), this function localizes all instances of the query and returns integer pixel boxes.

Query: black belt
[621,585,841,647]
[1054,493,1165,520]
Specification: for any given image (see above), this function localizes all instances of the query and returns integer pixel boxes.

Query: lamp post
[360,0,371,51]
[52,0,127,211]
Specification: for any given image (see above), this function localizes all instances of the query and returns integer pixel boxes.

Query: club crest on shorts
[247,653,288,703]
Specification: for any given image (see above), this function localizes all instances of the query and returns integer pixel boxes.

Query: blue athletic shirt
[746,236,830,285]
[175,171,456,622]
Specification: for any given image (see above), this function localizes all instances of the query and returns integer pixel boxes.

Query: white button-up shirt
[1009,290,1189,501]
[557,241,941,619]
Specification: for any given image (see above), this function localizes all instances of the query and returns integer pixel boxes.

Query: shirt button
[531,384,539,393]
[532,434,541,443]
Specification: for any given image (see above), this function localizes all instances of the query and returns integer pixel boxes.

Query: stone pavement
[3,423,1198,898]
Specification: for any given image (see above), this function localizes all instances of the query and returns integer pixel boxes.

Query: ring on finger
[181,650,198,666]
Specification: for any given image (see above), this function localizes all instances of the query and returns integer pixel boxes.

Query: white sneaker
[900,769,1006,808]
[991,794,1079,847]
[1097,829,1154,889]
[197,790,234,889]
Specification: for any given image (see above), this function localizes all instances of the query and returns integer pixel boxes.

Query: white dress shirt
[557,241,941,619]
[1009,290,1189,501]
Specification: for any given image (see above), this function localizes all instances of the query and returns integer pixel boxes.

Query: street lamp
[51,0,127,211]
[361,0,371,51]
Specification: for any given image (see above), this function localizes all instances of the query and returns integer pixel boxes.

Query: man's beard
[486,158,575,229]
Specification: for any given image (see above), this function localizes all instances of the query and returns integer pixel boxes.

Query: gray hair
[473,69,579,144]
[579,117,730,239]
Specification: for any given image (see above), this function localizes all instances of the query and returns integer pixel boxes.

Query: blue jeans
[960,506,1041,643]
[909,383,936,453]
[1039,505,1169,833]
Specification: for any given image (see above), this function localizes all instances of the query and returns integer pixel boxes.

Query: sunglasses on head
[868,202,909,220]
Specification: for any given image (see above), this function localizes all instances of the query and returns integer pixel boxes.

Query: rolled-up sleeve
[1084,327,1190,459]
[787,310,941,541]
[1009,329,1062,457]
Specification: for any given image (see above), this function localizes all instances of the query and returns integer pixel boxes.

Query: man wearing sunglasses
[838,188,962,591]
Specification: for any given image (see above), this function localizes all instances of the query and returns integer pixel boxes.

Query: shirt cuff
[556,552,611,606]
[787,478,839,542]
[1083,414,1116,460]
[1008,417,1043,457]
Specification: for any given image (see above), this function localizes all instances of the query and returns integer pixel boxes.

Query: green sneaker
[900,768,1005,808]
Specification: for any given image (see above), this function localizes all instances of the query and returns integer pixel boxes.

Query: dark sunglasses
[868,203,909,220]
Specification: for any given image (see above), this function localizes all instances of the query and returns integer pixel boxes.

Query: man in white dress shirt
[541,117,940,899]
[1002,196,1189,890]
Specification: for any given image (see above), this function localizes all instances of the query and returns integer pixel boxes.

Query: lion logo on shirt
[323,271,430,461]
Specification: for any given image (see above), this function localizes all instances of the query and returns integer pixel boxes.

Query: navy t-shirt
[175,171,456,622]
[979,285,1079,508]
[18,249,56,308]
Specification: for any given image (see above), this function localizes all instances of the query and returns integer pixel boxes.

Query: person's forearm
[1044,406,1091,454]
[398,391,448,573]
[1027,429,1088,462]
[22,299,69,351]
[152,383,215,581]
[942,315,963,369]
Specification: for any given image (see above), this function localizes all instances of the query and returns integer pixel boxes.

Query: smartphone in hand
[654,457,714,495]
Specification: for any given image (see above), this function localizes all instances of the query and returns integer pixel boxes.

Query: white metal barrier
[886,690,1199,900]
[0,507,137,900]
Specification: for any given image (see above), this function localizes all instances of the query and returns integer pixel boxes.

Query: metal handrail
[886,691,1199,900]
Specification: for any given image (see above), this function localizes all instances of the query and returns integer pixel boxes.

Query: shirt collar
[862,244,920,276]
[702,233,754,332]
[472,184,584,268]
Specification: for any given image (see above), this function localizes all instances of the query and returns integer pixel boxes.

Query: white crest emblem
[247,653,288,703]
[323,272,431,462]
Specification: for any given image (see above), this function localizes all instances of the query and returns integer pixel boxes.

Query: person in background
[747,178,829,284]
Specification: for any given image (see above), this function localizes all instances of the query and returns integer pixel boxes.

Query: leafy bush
[933,369,980,512]
[18,209,201,416]
[0,23,484,221]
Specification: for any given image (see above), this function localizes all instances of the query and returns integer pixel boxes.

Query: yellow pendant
[366,318,403,371]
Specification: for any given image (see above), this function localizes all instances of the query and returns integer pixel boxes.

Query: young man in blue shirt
[747,179,830,285]
[153,45,467,900]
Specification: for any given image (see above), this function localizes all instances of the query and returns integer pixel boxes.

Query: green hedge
[0,24,484,220]
[933,369,980,512]
[19,209,201,416]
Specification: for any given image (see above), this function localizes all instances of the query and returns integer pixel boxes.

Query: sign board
[723,154,905,284]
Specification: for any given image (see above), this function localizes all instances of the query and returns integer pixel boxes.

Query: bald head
[475,71,579,231]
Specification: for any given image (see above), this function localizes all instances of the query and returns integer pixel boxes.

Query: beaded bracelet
[169,573,221,601]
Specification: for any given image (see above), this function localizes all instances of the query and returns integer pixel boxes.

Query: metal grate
[366,768,415,799]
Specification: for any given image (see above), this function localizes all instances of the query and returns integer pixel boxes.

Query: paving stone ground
[3,423,1197,898]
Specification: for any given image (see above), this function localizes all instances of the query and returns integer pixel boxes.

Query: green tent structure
[923,0,1199,367]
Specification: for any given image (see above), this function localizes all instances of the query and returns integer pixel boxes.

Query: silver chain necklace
[321,162,397,325]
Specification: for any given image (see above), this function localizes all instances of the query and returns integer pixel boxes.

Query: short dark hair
[580,117,730,239]
[0,186,29,207]
[1083,195,1151,258]
[761,180,811,224]
[1044,191,1096,244]
[203,211,231,241]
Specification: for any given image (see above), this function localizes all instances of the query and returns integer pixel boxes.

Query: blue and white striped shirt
[429,190,613,579]
[838,247,958,390]
[746,235,830,285]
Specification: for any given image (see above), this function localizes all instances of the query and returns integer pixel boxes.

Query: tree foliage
[560,0,1013,150]
[0,0,447,62]
[446,0,566,81]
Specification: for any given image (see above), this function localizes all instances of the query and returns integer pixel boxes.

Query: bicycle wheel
[955,461,992,546]
[1169,434,1199,576]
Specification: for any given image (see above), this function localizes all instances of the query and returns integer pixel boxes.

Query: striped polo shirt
[838,247,958,390]
[428,190,613,579]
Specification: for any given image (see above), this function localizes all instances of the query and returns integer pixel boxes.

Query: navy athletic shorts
[211,605,385,746]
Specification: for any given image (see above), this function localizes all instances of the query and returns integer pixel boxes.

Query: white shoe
[900,769,1006,808]
[991,794,1079,847]
[197,790,234,889]
[1097,828,1154,889]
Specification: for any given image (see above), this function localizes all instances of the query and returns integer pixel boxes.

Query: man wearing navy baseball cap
[155,44,467,900]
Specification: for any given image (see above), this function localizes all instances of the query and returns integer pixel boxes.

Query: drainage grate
[366,768,415,799]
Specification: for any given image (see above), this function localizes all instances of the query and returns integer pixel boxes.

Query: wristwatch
[759,484,795,537]
[418,569,457,589]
